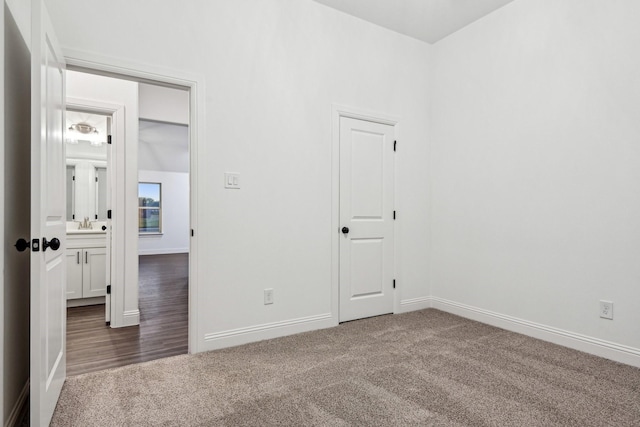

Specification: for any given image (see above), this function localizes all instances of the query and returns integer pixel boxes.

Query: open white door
[30,0,67,425]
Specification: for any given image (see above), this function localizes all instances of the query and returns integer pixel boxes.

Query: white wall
[3,1,31,424]
[138,121,189,255]
[66,70,140,327]
[431,0,640,356]
[138,170,189,255]
[138,84,189,255]
[139,83,189,125]
[46,0,432,351]
[5,0,29,46]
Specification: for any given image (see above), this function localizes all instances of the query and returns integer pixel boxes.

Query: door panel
[31,1,66,425]
[351,131,384,219]
[350,239,384,297]
[339,117,395,322]
[45,256,64,376]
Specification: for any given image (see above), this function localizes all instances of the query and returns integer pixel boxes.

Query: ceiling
[139,119,189,173]
[312,0,515,44]
[139,119,189,151]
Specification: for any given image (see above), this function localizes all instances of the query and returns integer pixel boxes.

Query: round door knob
[14,238,30,252]
[43,237,60,251]
[102,225,107,231]
[341,227,349,234]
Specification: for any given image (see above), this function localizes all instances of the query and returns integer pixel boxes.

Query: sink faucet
[77,217,93,230]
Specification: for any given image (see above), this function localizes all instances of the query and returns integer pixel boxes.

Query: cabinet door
[83,248,107,298]
[66,249,83,299]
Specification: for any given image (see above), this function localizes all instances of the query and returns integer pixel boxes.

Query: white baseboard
[121,309,140,327]
[4,379,29,427]
[138,248,188,256]
[398,296,433,313]
[202,313,335,352]
[431,297,640,368]
[197,295,640,368]
[67,296,105,308]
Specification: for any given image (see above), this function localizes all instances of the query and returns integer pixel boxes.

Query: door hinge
[393,279,396,289]
[72,214,75,220]
[191,229,194,237]
[107,135,112,145]
[106,285,111,294]
[394,140,397,152]
[107,210,112,219]
[72,175,75,181]
[95,177,98,182]
[393,210,396,220]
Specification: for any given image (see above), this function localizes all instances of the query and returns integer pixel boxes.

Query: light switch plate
[224,173,240,189]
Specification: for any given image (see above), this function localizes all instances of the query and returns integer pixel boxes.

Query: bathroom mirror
[66,111,109,223]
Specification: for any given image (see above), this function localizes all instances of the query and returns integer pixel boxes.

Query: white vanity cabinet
[66,232,107,302]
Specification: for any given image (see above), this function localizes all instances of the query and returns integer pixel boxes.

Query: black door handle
[102,225,107,231]
[15,238,40,252]
[43,237,60,252]
[341,227,349,234]
[15,238,30,252]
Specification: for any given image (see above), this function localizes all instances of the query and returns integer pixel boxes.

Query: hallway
[66,254,189,376]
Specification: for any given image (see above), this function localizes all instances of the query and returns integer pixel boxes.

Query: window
[138,182,162,233]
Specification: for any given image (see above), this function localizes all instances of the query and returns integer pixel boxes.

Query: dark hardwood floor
[66,253,188,376]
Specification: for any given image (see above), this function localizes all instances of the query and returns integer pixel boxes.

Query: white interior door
[30,1,67,425]
[339,116,395,322]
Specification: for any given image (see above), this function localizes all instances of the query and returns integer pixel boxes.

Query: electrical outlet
[264,288,274,305]
[599,300,613,320]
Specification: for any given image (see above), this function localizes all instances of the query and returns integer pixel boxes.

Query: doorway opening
[64,70,192,376]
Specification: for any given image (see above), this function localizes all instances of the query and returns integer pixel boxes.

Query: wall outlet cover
[264,288,274,305]
[599,300,613,320]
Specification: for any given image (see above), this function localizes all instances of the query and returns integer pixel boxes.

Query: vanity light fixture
[66,122,105,146]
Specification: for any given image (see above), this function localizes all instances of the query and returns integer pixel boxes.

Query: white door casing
[30,0,67,425]
[63,54,201,351]
[66,99,119,324]
[339,116,395,322]
[105,115,112,323]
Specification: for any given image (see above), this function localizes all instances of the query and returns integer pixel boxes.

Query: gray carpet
[51,309,640,426]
